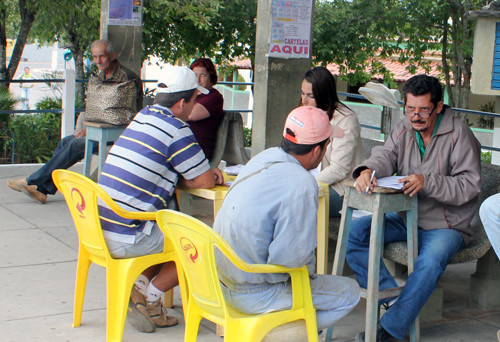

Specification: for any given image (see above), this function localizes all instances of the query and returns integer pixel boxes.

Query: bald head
[91,40,116,75]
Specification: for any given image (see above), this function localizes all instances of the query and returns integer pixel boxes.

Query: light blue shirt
[214,147,319,291]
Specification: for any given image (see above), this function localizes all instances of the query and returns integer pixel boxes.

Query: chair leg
[73,252,91,328]
[184,303,202,342]
[106,268,132,342]
[163,288,174,308]
[324,325,334,341]
[83,139,94,178]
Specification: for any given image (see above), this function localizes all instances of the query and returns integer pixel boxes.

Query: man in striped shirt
[98,66,223,333]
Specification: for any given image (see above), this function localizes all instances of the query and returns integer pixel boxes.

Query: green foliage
[5,112,61,163]
[478,102,495,129]
[481,151,492,164]
[312,0,487,106]
[31,0,100,101]
[3,96,62,164]
[0,86,18,161]
[243,127,252,147]
[235,74,248,91]
[0,86,18,128]
[219,67,248,91]
[143,0,257,66]
[1,0,38,81]
[35,96,62,110]
[0,86,17,111]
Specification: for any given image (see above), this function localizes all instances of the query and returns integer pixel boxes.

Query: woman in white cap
[300,66,365,217]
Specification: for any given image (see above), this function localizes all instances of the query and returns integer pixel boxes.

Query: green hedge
[2,96,62,164]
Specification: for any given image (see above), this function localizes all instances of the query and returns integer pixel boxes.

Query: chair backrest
[157,209,238,317]
[52,169,155,263]
[210,111,250,168]
[53,169,112,263]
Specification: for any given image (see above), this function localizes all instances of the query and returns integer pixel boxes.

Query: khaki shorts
[105,224,164,258]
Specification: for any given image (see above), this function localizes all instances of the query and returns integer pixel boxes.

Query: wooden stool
[329,179,419,342]
[83,122,127,179]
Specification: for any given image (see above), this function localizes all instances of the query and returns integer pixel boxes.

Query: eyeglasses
[404,105,435,119]
[196,73,208,78]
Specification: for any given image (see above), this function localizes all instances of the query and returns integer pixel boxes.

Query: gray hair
[91,39,114,55]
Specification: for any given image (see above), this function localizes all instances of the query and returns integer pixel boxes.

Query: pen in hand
[365,170,376,194]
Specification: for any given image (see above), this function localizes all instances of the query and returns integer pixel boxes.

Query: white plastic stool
[83,121,127,180]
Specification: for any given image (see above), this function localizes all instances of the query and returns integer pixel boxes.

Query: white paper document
[376,176,407,190]
[223,164,245,176]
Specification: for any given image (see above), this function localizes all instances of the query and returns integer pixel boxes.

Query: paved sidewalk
[1,163,500,341]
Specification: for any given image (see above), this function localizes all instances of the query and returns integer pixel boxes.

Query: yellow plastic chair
[156,209,319,342]
[52,169,176,342]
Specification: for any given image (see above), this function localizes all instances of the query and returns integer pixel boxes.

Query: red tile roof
[230,53,445,83]
[326,58,443,82]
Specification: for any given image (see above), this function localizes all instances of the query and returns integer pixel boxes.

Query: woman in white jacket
[300,66,365,217]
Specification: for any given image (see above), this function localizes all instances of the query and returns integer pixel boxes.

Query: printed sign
[109,0,143,26]
[268,0,313,59]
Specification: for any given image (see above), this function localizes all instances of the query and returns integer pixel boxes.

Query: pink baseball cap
[283,106,344,144]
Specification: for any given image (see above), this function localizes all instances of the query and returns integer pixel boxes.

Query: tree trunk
[0,6,8,85]
[73,49,85,104]
[7,0,37,81]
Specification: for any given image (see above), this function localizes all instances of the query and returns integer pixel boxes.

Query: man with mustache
[347,74,481,341]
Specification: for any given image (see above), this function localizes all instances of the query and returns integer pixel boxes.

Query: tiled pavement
[1,163,499,341]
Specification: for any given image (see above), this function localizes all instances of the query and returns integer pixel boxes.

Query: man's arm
[74,113,86,137]
[352,125,402,194]
[354,168,379,194]
[179,168,224,189]
[420,124,481,206]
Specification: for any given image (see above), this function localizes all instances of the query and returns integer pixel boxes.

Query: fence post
[62,68,76,138]
[492,96,500,165]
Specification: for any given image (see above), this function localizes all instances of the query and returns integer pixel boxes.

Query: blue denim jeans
[329,187,344,218]
[480,193,500,258]
[27,135,94,195]
[346,212,464,339]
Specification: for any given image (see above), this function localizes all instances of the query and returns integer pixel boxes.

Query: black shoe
[355,324,400,342]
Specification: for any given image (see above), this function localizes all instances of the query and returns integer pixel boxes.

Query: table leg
[406,201,420,342]
[83,137,93,177]
[365,206,385,342]
[317,191,328,275]
[213,198,224,219]
[332,188,354,276]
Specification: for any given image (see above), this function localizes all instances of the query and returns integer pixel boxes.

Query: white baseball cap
[156,66,209,95]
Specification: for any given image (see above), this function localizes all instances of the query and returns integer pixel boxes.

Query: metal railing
[338,91,500,153]
[1,77,500,159]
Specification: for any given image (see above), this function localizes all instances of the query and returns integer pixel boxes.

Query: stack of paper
[376,176,406,190]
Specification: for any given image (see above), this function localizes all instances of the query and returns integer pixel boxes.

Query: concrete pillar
[99,0,142,79]
[251,0,314,156]
[62,69,76,138]
[51,41,59,70]
[470,249,500,309]
[492,97,500,165]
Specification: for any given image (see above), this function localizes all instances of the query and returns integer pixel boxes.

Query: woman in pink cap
[300,66,365,217]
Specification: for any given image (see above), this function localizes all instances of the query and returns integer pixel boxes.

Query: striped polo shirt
[98,105,210,243]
